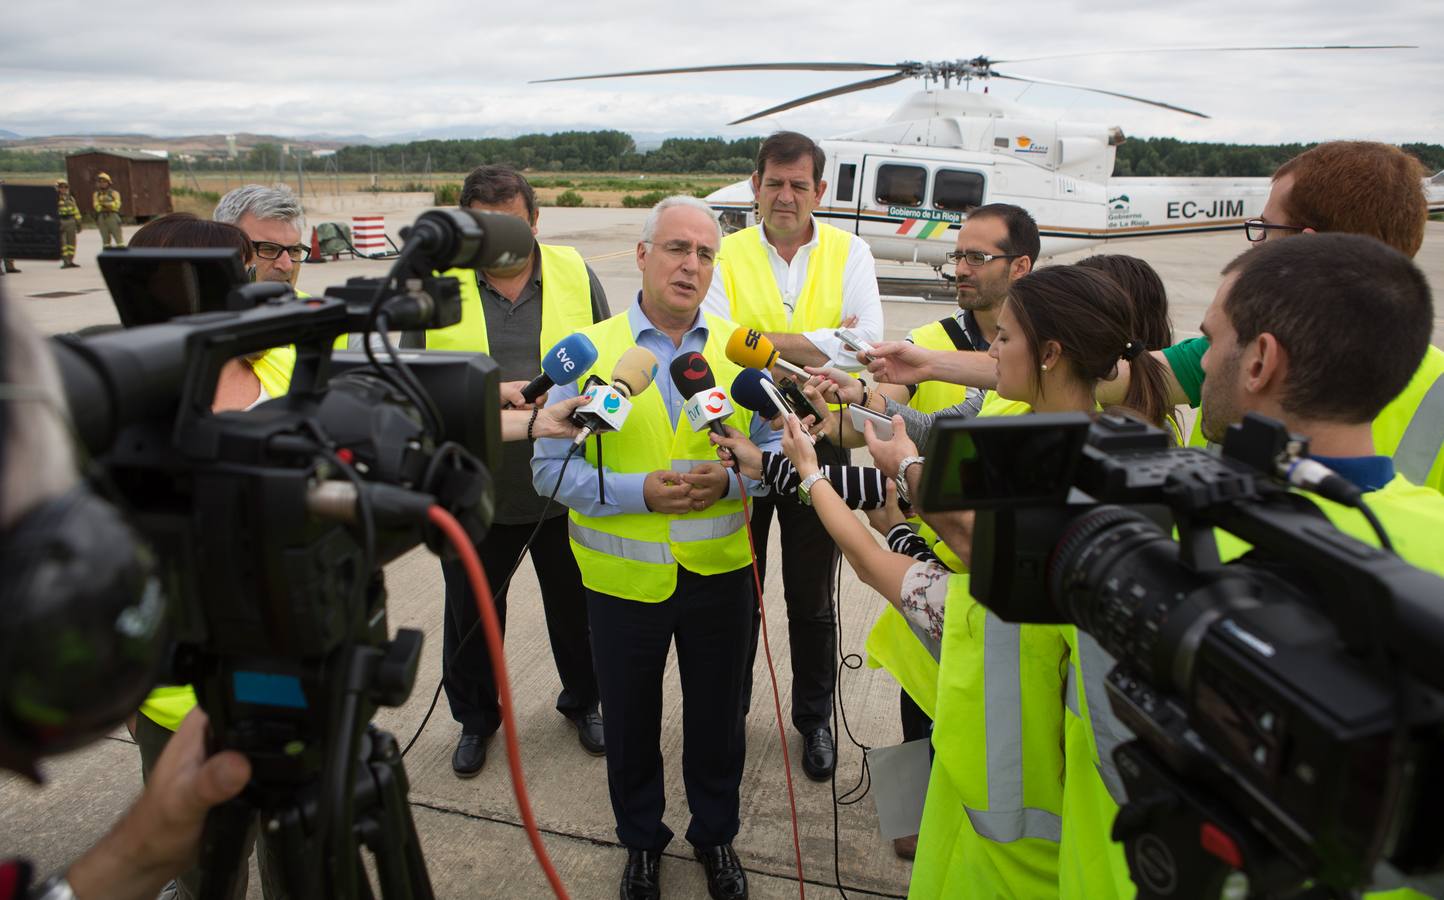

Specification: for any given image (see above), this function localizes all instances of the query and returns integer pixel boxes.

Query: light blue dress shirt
[531,297,782,517]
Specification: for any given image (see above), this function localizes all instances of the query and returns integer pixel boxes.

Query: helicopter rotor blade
[990,71,1211,118]
[530,61,904,84]
[992,44,1416,65]
[727,71,915,125]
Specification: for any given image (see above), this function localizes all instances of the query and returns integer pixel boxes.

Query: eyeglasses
[946,249,1022,267]
[252,240,308,261]
[1243,219,1307,243]
[644,240,719,267]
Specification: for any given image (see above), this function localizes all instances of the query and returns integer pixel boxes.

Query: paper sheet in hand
[866,738,931,840]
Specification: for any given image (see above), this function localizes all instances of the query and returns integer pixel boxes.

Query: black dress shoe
[801,726,836,781]
[451,733,489,778]
[571,710,606,756]
[692,843,747,900]
[620,847,661,900]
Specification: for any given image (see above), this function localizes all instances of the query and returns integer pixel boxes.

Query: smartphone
[777,377,826,423]
[848,402,894,440]
[834,327,876,357]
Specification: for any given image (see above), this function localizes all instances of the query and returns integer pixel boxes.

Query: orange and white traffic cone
[305,225,324,263]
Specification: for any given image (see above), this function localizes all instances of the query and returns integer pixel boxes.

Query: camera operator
[0,294,252,900]
[1059,233,1444,900]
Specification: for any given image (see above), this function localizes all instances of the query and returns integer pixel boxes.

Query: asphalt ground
[3,202,1441,899]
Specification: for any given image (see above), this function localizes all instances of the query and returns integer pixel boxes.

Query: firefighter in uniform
[57,180,82,267]
[93,172,124,248]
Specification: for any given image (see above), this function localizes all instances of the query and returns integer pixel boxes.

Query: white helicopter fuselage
[705,89,1437,265]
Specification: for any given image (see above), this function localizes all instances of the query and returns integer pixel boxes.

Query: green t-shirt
[1161,335,1208,408]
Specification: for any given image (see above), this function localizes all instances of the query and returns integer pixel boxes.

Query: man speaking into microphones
[532,197,780,900]
[421,165,613,776]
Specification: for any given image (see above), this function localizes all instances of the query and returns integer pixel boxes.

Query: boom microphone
[724,327,809,380]
[670,352,735,443]
[509,333,598,409]
[571,346,659,444]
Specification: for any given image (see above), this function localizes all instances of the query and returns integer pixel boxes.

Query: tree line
[2,135,1440,177]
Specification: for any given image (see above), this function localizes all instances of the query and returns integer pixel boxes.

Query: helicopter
[536,49,1444,275]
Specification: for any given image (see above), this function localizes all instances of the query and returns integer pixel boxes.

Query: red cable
[735,471,807,898]
[427,505,571,900]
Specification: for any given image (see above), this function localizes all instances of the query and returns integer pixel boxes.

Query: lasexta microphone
[508,333,598,409]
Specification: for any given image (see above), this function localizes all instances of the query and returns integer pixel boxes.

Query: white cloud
[2,0,1439,143]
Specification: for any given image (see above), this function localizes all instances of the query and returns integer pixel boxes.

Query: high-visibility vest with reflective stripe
[1374,343,1444,493]
[863,390,1029,716]
[425,244,594,356]
[138,346,297,731]
[911,573,1068,898]
[1060,474,1444,899]
[567,311,755,602]
[717,223,849,335]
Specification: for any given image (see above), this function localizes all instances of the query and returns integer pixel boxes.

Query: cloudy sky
[3,0,1441,144]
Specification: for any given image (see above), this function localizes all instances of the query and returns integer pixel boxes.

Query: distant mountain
[0,129,21,140]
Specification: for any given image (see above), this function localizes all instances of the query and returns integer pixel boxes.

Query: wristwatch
[894,455,925,508]
[797,470,827,506]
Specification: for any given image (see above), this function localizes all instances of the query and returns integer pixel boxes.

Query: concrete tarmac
[3,205,1442,899]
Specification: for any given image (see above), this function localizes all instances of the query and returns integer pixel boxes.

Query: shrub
[433,183,461,206]
[620,190,668,208]
[555,189,584,207]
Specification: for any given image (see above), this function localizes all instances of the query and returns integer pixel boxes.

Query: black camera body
[39,207,535,898]
[920,412,1444,898]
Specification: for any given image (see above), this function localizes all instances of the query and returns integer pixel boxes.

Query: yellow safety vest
[716,222,850,335]
[1060,474,1444,900]
[93,189,122,213]
[907,317,976,416]
[425,243,594,356]
[910,574,1069,899]
[138,348,295,731]
[566,311,756,602]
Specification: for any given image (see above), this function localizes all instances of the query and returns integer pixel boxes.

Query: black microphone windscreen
[668,351,715,399]
[731,368,781,418]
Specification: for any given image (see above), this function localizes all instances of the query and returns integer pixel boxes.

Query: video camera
[920,412,1444,899]
[43,207,534,899]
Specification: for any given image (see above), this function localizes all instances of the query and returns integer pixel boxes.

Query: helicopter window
[876,164,928,207]
[836,164,857,202]
[934,170,986,212]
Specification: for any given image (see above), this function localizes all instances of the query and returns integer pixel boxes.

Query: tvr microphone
[670,352,735,441]
[507,333,598,409]
[570,345,659,445]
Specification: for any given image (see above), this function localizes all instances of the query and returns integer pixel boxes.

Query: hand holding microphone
[731,368,816,444]
[725,327,827,422]
[508,333,599,409]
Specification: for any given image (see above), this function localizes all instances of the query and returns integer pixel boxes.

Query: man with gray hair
[533,195,777,900]
[214,184,305,286]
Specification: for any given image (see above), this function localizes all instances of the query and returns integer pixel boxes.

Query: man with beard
[213,184,306,287]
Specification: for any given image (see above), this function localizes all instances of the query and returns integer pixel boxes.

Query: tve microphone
[724,327,810,381]
[670,352,734,438]
[508,333,598,409]
[570,346,659,444]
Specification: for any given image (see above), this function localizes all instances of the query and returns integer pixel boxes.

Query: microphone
[570,346,659,444]
[670,352,735,441]
[731,368,783,419]
[724,327,810,381]
[508,333,598,409]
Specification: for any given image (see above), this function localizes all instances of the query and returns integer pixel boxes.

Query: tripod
[194,628,435,900]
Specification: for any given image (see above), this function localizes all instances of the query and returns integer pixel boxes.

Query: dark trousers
[441,514,597,736]
[900,688,932,743]
[742,438,846,733]
[588,566,753,852]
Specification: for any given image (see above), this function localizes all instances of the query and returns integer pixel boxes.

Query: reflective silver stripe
[669,511,745,542]
[1065,665,1081,717]
[905,615,943,664]
[962,615,1060,844]
[569,521,674,565]
[965,806,1063,844]
[1076,633,1131,805]
[670,458,717,474]
[1394,373,1444,485]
